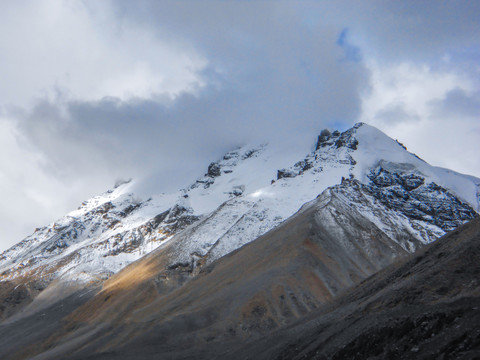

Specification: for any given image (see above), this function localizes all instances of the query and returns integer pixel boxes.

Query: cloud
[0,0,206,106]
[361,62,480,177]
[325,1,480,64]
[361,62,465,122]
[431,88,480,119]
[0,0,479,250]
[373,103,420,125]
[0,116,86,246]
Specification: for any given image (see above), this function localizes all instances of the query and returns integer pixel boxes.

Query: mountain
[0,123,478,318]
[0,123,478,358]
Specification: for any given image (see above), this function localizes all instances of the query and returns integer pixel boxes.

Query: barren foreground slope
[234,217,480,360]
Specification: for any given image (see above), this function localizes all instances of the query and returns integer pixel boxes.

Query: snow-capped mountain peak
[0,123,478,293]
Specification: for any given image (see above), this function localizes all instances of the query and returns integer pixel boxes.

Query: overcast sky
[0,0,479,251]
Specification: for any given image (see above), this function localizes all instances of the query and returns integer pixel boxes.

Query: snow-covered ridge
[0,145,276,282]
[0,123,478,286]
[352,124,480,210]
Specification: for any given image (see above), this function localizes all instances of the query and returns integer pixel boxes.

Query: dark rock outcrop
[366,167,477,231]
[207,162,221,177]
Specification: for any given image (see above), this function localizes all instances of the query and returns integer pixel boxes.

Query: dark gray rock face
[277,169,297,180]
[207,162,221,177]
[280,125,360,181]
[315,123,362,151]
[104,205,199,257]
[366,167,477,231]
[315,129,332,149]
[191,146,263,189]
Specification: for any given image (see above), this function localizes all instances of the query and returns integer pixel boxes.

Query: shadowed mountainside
[231,217,480,360]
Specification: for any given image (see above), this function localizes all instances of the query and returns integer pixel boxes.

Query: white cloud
[361,62,466,122]
[0,0,206,106]
[0,117,69,247]
[361,62,480,177]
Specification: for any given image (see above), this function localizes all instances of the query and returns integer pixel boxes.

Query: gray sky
[0,1,479,251]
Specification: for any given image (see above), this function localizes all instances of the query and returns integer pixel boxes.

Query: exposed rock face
[0,193,197,282]
[366,166,477,232]
[277,160,313,180]
[231,185,245,196]
[279,125,363,182]
[191,146,264,189]
[207,162,221,177]
[315,129,333,149]
[315,123,362,150]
